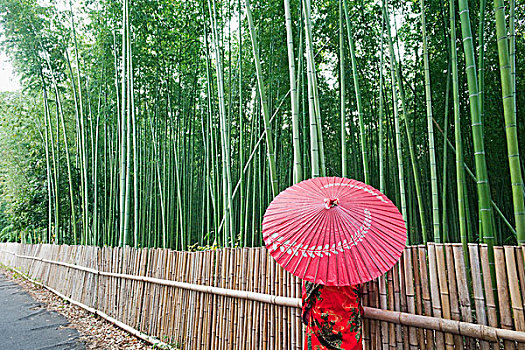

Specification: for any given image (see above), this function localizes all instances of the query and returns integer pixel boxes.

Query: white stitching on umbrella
[269,208,373,256]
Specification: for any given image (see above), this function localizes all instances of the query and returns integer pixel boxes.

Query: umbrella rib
[337,206,403,274]
[336,207,384,281]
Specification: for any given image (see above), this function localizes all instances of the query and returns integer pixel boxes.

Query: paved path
[0,273,85,350]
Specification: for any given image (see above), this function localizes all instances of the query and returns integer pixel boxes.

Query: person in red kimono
[302,281,363,350]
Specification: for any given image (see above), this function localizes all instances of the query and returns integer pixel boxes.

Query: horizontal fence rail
[1,243,524,349]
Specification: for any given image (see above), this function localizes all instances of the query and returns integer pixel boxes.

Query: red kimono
[302,282,363,350]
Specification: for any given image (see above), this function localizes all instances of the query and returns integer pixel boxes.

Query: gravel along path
[0,269,153,350]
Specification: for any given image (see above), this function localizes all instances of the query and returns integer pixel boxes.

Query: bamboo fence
[1,243,524,349]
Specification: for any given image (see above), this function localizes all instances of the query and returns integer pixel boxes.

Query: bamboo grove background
[1,242,525,349]
[0,0,524,250]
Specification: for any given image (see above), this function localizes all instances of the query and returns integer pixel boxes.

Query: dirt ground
[1,268,153,350]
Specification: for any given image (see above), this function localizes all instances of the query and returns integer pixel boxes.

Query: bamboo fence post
[504,246,525,350]
[134,248,144,329]
[374,280,383,349]
[467,244,491,350]
[411,246,425,350]
[247,248,255,350]
[392,263,403,349]
[363,281,371,349]
[169,251,181,342]
[213,249,222,350]
[126,248,135,327]
[153,248,162,337]
[398,255,409,350]
[494,246,517,350]
[146,248,158,336]
[89,247,98,308]
[286,267,293,350]
[104,246,110,316]
[234,249,243,349]
[277,263,283,350]
[209,250,218,350]
[193,252,205,348]
[159,249,169,338]
[435,244,454,350]
[228,248,236,350]
[195,252,204,349]
[186,251,196,346]
[116,247,124,320]
[428,243,445,349]
[127,248,142,328]
[445,244,463,349]
[128,247,137,325]
[83,247,91,305]
[297,273,303,350]
[136,248,149,331]
[180,251,191,347]
[403,248,418,350]
[173,250,184,346]
[259,247,266,349]
[452,244,474,349]
[367,281,376,349]
[160,249,173,340]
[188,252,200,348]
[480,245,499,328]
[82,247,90,307]
[64,246,73,298]
[268,249,275,350]
[220,248,228,350]
[516,246,525,309]
[379,274,390,350]
[387,268,396,349]
[118,247,128,323]
[141,248,154,334]
[205,250,211,346]
[238,248,247,348]
[126,248,135,328]
[98,247,106,315]
[206,250,214,349]
[112,246,120,319]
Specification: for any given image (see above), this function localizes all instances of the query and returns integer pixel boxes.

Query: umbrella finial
[324,198,339,209]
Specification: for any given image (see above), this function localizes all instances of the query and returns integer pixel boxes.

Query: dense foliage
[0,0,523,249]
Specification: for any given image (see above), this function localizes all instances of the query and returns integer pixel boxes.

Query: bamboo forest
[0,0,523,252]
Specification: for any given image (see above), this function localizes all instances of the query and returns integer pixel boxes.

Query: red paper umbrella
[262,177,406,286]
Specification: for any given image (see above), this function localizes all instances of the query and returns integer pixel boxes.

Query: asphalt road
[0,273,85,350]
